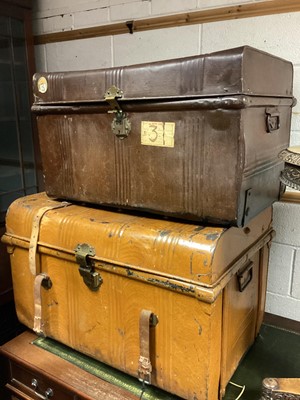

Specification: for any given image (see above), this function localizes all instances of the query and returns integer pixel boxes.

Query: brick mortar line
[33,1,300,45]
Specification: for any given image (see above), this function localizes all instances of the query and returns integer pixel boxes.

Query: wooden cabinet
[0,331,140,400]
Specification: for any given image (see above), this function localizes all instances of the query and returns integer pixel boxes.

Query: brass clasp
[75,243,102,291]
[104,85,131,139]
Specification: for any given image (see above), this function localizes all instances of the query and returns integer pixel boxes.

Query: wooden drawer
[0,331,138,400]
[7,362,73,400]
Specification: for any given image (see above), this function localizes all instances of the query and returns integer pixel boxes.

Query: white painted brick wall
[46,37,112,71]
[271,202,300,247]
[292,251,300,299]
[110,1,151,21]
[265,202,300,321]
[32,0,267,35]
[151,0,198,16]
[32,0,300,322]
[42,14,73,34]
[34,44,47,72]
[267,243,294,296]
[201,13,300,64]
[291,66,300,132]
[113,25,200,66]
[74,8,109,29]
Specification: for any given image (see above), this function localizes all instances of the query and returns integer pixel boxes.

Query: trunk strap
[29,202,70,275]
[33,273,51,336]
[138,309,157,385]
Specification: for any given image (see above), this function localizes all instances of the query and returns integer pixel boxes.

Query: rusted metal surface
[32,46,294,226]
[2,192,273,286]
[2,192,273,399]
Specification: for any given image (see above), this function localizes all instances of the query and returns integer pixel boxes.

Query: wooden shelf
[34,0,300,45]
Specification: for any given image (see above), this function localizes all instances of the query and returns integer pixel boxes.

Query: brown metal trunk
[32,46,294,226]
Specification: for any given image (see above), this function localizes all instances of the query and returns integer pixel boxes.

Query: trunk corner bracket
[75,243,103,291]
[104,85,131,139]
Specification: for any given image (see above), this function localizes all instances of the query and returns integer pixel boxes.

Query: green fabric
[34,324,300,400]
[224,324,300,400]
[33,336,181,399]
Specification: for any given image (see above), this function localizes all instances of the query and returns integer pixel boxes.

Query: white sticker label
[37,76,48,94]
[141,121,175,148]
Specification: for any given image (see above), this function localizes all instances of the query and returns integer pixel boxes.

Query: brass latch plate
[104,85,131,139]
[75,243,102,291]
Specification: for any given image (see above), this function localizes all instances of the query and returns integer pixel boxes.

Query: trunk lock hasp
[104,85,131,139]
[75,243,103,291]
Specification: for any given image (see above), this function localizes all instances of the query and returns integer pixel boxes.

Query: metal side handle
[237,260,253,292]
[265,107,280,133]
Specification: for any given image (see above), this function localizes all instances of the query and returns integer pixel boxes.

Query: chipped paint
[47,300,58,307]
[147,277,195,294]
[189,250,210,276]
[193,226,205,232]
[205,233,220,241]
[159,229,171,237]
[126,268,195,294]
[117,328,125,337]
[194,318,203,335]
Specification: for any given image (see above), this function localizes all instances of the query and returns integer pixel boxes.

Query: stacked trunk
[32,45,294,227]
[2,46,295,400]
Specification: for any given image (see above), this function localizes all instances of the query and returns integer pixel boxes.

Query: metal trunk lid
[3,192,273,288]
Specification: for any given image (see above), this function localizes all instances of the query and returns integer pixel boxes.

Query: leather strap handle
[138,309,158,385]
[33,273,52,336]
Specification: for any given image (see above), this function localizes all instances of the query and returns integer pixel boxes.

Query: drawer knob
[31,378,54,399]
[31,378,38,389]
[45,388,54,398]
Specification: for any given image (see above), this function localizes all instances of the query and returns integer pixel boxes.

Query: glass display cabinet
[0,0,41,338]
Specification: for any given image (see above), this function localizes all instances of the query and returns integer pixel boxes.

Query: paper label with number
[141,121,175,148]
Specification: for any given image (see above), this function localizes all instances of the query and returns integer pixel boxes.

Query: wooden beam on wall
[34,0,300,45]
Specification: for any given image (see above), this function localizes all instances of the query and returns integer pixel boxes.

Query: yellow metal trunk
[2,193,273,400]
